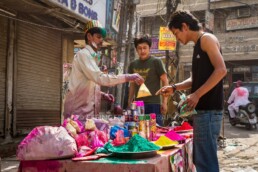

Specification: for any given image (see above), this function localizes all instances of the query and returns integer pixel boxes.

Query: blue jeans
[144,104,163,126]
[193,110,222,172]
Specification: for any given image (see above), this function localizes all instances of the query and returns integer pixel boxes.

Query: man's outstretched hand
[125,73,144,85]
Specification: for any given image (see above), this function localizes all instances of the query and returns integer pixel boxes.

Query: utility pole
[116,0,127,64]
[165,0,172,82]
[124,2,136,74]
[115,0,128,107]
[120,1,137,108]
[165,0,180,84]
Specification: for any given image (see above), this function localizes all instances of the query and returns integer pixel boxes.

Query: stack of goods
[63,115,109,157]
[124,101,156,141]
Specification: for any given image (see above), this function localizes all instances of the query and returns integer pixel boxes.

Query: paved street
[218,116,258,172]
[1,116,258,172]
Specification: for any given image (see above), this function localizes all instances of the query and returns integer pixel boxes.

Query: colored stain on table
[20,160,63,172]
[91,157,147,164]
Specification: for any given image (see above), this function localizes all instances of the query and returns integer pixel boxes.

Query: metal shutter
[16,22,62,133]
[0,17,7,136]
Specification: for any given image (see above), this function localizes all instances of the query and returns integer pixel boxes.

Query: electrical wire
[0,13,84,33]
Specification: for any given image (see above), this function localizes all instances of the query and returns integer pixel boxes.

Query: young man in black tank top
[156,10,227,172]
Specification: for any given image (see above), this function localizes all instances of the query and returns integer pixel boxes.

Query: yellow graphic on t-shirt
[133,68,150,80]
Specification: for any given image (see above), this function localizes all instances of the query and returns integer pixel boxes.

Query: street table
[19,138,194,172]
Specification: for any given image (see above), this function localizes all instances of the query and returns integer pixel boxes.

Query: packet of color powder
[178,94,197,118]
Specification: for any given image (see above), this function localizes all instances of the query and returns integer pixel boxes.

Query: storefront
[0,0,99,137]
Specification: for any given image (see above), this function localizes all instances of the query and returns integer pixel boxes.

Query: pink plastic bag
[75,132,90,148]
[75,129,108,150]
[17,126,77,160]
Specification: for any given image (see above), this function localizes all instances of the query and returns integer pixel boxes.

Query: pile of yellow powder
[154,136,179,147]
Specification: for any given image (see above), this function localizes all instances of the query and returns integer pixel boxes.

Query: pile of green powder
[106,134,160,153]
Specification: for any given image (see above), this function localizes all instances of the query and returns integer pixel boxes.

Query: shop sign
[45,0,106,25]
[226,16,258,31]
[150,37,173,57]
[223,36,258,53]
[233,66,250,73]
[158,27,176,51]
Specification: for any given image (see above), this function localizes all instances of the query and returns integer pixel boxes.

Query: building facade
[137,0,258,97]
[210,0,258,89]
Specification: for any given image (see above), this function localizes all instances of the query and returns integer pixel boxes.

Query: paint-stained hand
[125,73,144,85]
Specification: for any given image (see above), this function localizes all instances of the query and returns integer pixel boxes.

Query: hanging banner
[158,27,176,51]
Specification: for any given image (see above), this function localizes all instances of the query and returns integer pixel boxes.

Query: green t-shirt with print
[128,56,166,104]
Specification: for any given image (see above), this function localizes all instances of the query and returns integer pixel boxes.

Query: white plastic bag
[17,126,77,160]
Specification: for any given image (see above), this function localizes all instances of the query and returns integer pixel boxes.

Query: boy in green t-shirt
[128,35,169,126]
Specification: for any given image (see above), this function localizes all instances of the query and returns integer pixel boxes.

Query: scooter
[228,102,257,130]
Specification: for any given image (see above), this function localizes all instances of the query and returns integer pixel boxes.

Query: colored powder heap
[165,130,184,141]
[154,136,179,146]
[173,122,193,131]
[107,134,160,152]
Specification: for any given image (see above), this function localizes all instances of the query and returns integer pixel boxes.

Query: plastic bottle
[150,113,157,141]
[138,115,146,138]
[145,114,150,140]
[123,110,129,122]
[135,101,145,116]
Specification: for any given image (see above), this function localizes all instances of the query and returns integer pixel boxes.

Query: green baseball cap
[85,20,107,38]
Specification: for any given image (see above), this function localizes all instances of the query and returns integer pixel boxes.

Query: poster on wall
[150,37,174,58]
[159,27,176,51]
[112,0,121,32]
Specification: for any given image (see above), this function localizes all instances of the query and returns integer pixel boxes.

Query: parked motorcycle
[228,102,257,130]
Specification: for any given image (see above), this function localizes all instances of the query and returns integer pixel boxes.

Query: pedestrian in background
[227,80,250,121]
[156,10,227,172]
[128,35,169,126]
[63,20,144,124]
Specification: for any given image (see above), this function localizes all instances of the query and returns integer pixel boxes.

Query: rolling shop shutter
[0,17,7,136]
[16,22,62,133]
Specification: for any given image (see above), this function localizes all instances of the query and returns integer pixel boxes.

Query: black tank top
[191,33,223,110]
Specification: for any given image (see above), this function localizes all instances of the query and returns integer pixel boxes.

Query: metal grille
[16,22,62,133]
[0,17,7,136]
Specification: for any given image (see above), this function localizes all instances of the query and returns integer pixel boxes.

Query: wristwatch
[171,84,177,92]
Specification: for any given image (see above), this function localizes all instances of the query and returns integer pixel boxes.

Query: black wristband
[171,84,177,92]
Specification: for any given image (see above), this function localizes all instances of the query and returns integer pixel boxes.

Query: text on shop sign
[56,0,97,20]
